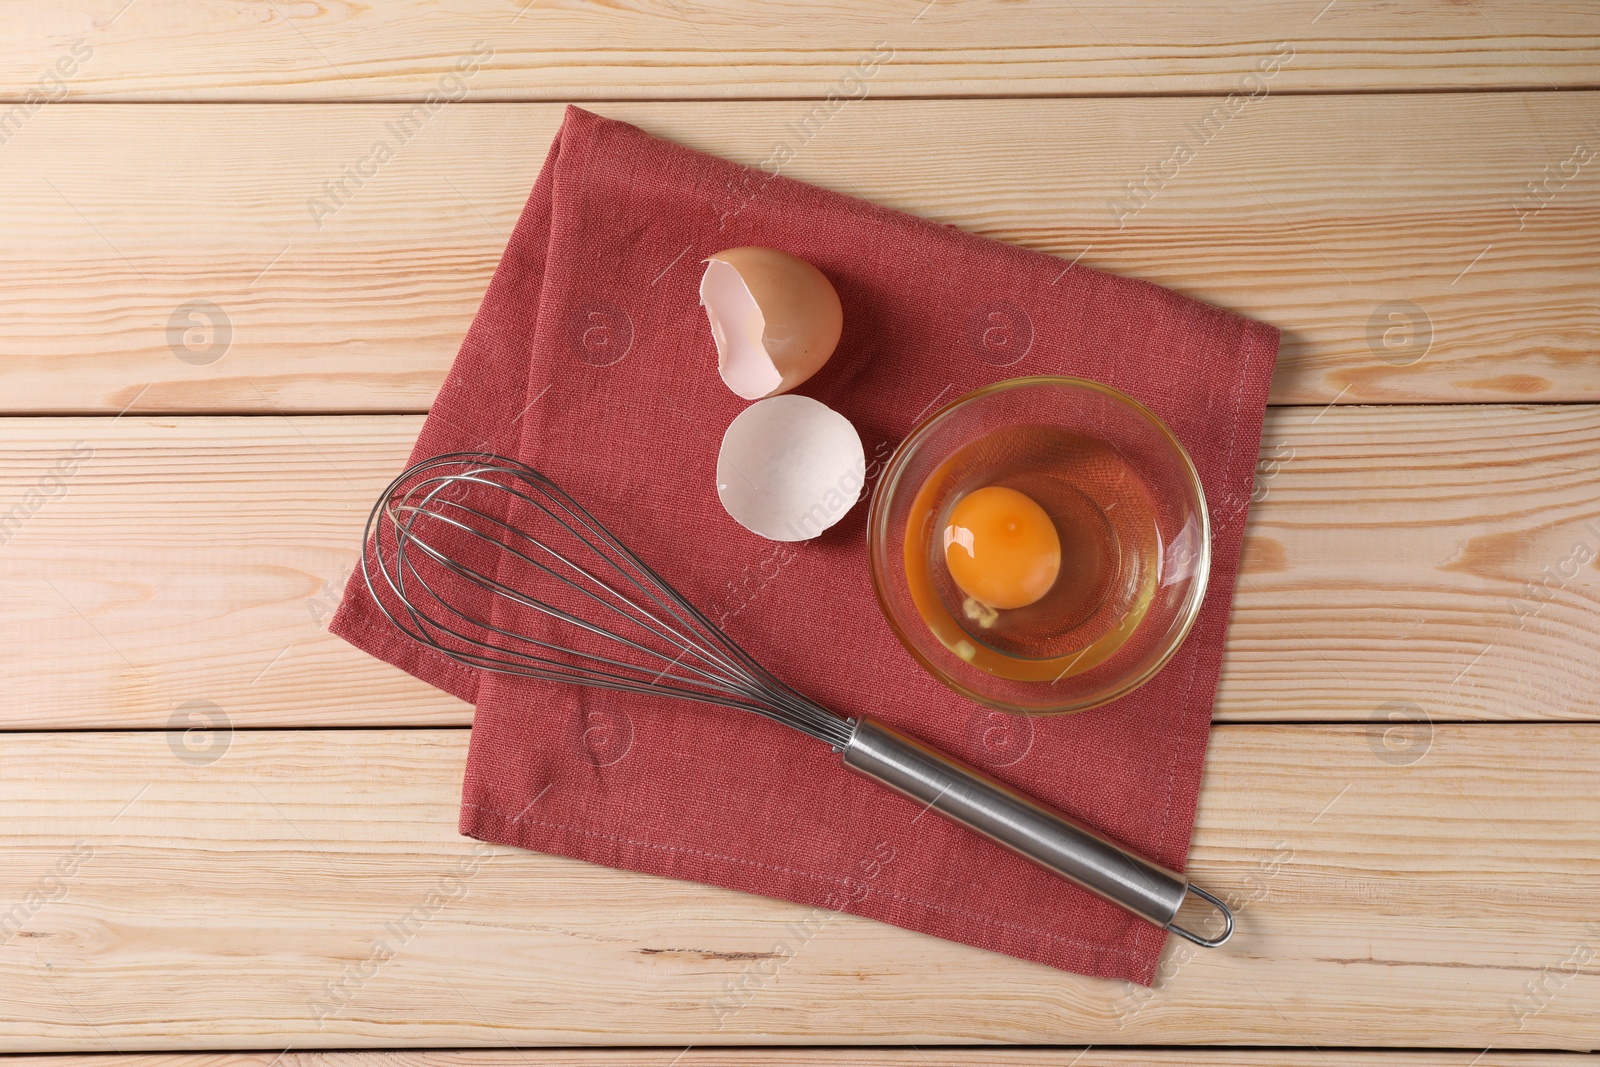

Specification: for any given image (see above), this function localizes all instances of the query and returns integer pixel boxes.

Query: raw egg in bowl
[867,376,1210,715]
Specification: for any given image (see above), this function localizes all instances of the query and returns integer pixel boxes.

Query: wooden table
[3,2,1598,1061]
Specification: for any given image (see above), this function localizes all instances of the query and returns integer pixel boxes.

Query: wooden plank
[0,97,1595,413]
[3,1054,1595,1067]
[4,406,1599,730]
[3,0,1597,101]
[0,725,1596,1049]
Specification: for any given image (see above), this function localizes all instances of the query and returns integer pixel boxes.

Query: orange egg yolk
[943,486,1061,610]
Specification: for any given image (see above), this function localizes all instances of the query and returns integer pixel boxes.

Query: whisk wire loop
[360,453,854,747]
[390,497,746,694]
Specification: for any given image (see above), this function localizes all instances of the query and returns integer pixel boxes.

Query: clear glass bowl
[867,376,1210,715]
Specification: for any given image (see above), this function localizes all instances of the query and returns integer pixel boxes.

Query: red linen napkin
[332,105,1278,985]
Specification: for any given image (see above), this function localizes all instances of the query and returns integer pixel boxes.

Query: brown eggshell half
[699,247,844,400]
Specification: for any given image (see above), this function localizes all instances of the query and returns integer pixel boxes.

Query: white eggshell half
[716,395,865,542]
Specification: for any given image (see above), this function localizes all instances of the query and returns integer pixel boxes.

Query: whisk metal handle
[840,717,1233,947]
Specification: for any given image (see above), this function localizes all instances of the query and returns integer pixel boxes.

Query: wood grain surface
[0,97,1595,414]
[6,2,1598,1057]
[3,406,1597,730]
[3,0,1598,101]
[4,1054,1596,1067]
[0,726,1596,1050]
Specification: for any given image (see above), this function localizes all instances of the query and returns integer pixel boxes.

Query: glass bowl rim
[865,374,1212,715]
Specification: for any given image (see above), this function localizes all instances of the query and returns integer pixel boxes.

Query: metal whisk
[362,452,1233,948]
